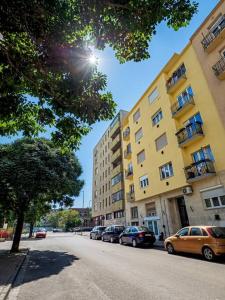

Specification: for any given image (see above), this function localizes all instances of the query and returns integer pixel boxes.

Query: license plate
[145,234,151,237]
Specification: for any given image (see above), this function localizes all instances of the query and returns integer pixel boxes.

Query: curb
[0,249,29,300]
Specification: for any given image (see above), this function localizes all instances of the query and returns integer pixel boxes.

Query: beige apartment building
[191,0,225,129]
[92,110,128,226]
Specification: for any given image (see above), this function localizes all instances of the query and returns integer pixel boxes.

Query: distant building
[70,208,93,227]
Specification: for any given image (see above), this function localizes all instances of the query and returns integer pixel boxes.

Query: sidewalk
[0,241,28,300]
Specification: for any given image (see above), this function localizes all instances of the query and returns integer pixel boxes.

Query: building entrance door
[147,220,159,239]
[176,197,189,227]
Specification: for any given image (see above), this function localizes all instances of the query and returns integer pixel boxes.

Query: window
[146,202,156,217]
[177,86,194,108]
[185,112,203,126]
[112,190,124,203]
[135,128,143,142]
[111,172,123,186]
[190,228,202,236]
[160,162,173,180]
[133,109,140,123]
[192,145,214,163]
[177,228,189,236]
[108,196,111,206]
[152,109,163,126]
[105,197,107,207]
[137,150,145,164]
[209,14,225,37]
[106,213,112,220]
[139,175,149,188]
[148,87,159,104]
[129,184,135,193]
[204,195,225,209]
[131,207,138,219]
[114,210,124,218]
[155,133,168,151]
[105,183,107,191]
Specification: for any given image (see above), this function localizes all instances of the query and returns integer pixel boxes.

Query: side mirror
[175,234,180,238]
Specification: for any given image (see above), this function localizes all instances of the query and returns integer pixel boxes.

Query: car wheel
[132,239,137,248]
[90,234,92,239]
[203,247,215,261]
[110,237,114,243]
[119,238,123,245]
[166,243,175,254]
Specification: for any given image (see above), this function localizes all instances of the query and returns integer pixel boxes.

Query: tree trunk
[28,222,34,238]
[10,211,24,253]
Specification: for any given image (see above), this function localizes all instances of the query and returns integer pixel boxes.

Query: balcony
[111,163,123,178]
[201,18,225,53]
[111,134,121,152]
[127,192,135,203]
[111,148,122,165]
[184,159,216,183]
[166,64,187,94]
[110,120,120,139]
[212,57,225,80]
[123,127,130,140]
[171,95,195,118]
[124,149,132,159]
[125,169,133,180]
[176,122,204,148]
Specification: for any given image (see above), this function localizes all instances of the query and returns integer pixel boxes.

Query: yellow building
[122,38,225,238]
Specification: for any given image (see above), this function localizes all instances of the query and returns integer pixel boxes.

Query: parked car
[102,225,125,243]
[35,228,47,238]
[0,230,9,239]
[165,226,225,261]
[119,226,156,247]
[90,226,106,240]
[53,228,63,232]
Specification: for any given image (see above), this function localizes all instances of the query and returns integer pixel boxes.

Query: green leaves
[0,0,198,151]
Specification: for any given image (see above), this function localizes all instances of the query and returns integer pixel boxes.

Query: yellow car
[165,226,225,261]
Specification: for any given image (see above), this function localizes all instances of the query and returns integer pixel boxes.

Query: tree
[0,138,84,252]
[0,0,198,150]
[44,209,81,231]
[25,201,51,238]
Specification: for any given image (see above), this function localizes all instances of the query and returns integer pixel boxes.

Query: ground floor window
[131,206,138,219]
[106,213,112,220]
[131,221,139,226]
[204,195,225,209]
[114,210,124,218]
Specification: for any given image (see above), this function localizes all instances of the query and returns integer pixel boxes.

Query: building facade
[92,110,128,226]
[122,40,225,238]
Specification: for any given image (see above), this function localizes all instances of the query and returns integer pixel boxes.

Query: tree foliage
[0,138,84,251]
[0,0,198,150]
[45,209,81,231]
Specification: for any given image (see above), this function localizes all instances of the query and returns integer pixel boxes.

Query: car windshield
[37,228,46,232]
[137,226,150,233]
[98,227,106,231]
[210,227,225,238]
[114,226,124,233]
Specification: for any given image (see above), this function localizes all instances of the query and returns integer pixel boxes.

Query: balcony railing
[123,127,130,140]
[184,159,216,183]
[212,57,225,80]
[125,169,133,179]
[124,149,132,159]
[201,18,225,51]
[171,95,195,118]
[176,122,204,147]
[127,192,135,203]
[166,65,186,93]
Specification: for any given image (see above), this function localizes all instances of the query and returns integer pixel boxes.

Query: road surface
[7,232,225,300]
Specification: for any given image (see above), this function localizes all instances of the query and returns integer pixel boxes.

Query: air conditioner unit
[182,186,193,195]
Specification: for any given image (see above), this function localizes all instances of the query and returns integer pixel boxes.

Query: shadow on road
[14,250,79,287]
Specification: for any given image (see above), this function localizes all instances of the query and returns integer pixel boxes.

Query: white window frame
[139,175,149,189]
[152,109,163,126]
[159,162,174,180]
[204,195,225,209]
[137,150,145,164]
[133,109,141,123]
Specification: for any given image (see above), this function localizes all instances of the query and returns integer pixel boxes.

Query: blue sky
[0,0,220,208]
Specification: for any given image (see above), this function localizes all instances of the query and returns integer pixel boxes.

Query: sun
[88,55,98,65]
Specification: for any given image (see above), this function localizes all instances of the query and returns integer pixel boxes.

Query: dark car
[102,225,125,243]
[90,226,106,240]
[119,226,156,247]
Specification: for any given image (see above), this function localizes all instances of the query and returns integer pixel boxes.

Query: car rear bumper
[137,237,156,245]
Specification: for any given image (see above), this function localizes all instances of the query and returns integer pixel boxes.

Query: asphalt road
[7,232,225,300]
